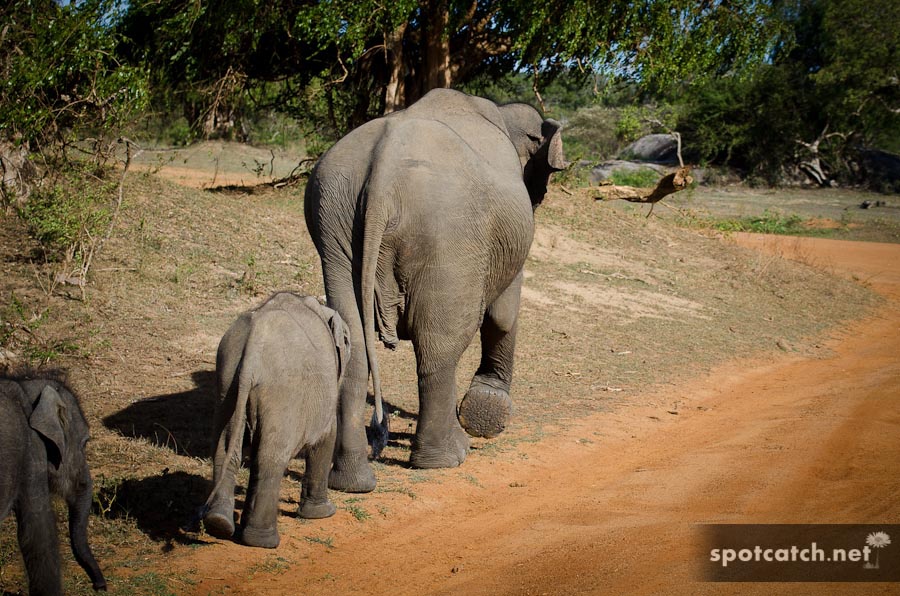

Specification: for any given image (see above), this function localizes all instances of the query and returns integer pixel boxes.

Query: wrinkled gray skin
[305,88,566,492]
[0,377,107,595]
[203,292,351,549]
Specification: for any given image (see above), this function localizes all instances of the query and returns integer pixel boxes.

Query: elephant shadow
[94,470,213,545]
[102,370,216,459]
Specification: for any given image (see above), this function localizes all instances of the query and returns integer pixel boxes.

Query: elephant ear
[325,310,352,383]
[29,384,68,469]
[541,119,568,172]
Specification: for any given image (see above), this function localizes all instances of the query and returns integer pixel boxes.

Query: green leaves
[0,0,149,150]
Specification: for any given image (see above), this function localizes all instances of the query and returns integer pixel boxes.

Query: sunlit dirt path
[177,234,900,595]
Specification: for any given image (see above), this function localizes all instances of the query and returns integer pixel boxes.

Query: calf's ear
[326,311,352,383]
[29,384,67,469]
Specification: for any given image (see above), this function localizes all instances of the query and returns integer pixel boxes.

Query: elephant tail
[360,193,390,459]
[202,358,252,514]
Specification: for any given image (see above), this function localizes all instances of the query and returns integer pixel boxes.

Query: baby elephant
[0,375,107,595]
[203,292,351,548]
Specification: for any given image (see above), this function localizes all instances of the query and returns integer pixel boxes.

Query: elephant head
[499,103,568,207]
[25,380,107,591]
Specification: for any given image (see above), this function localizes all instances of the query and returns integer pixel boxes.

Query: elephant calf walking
[203,292,351,548]
[0,375,107,595]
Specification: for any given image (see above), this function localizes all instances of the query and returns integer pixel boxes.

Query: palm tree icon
[864,531,891,570]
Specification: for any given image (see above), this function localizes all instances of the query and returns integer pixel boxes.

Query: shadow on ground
[102,371,216,458]
[94,470,212,545]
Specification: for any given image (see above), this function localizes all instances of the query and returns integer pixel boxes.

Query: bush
[0,0,149,154]
[17,165,117,264]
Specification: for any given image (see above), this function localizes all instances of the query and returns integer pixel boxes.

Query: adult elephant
[304,88,566,492]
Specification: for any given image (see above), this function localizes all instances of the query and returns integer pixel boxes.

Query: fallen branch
[594,167,694,204]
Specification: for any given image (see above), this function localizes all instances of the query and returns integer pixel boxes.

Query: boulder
[620,134,679,164]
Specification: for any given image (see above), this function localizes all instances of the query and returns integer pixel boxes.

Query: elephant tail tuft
[368,405,390,459]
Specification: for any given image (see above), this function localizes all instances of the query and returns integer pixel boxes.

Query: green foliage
[614,108,645,145]
[17,166,116,261]
[610,168,662,188]
[116,1,785,134]
[0,294,81,365]
[676,0,900,185]
[562,106,624,162]
[561,103,682,164]
[0,0,149,153]
[712,211,806,235]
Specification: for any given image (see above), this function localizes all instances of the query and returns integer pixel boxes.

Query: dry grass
[0,144,881,594]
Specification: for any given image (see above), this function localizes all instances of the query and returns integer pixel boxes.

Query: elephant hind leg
[459,273,521,438]
[410,364,470,469]
[239,431,290,549]
[458,379,513,439]
[204,423,241,538]
[299,422,337,519]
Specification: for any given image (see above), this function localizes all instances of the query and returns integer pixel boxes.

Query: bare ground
[167,234,900,596]
[0,143,897,594]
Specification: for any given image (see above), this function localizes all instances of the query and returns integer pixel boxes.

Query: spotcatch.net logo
[701,525,900,582]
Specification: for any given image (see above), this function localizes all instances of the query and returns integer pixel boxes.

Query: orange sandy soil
[160,234,900,595]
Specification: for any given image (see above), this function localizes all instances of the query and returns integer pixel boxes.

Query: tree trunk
[594,167,694,203]
[383,23,408,114]
[423,0,451,92]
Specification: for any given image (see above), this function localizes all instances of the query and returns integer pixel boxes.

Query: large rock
[620,134,679,164]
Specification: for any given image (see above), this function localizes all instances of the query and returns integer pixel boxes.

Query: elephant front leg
[459,274,521,438]
[16,496,63,596]
[299,423,337,519]
[411,364,470,469]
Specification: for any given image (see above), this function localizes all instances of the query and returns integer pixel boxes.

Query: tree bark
[384,23,408,114]
[594,167,694,203]
[424,0,451,91]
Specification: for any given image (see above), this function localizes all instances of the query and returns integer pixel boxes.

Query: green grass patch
[609,168,662,188]
[711,210,807,235]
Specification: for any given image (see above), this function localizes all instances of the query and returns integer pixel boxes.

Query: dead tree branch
[594,167,694,204]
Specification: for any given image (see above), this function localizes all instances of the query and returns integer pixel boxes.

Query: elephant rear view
[203,292,351,548]
[305,88,566,492]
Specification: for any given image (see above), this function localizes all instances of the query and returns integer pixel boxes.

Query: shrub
[17,165,117,264]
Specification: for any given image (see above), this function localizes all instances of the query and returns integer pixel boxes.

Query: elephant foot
[410,424,470,469]
[458,380,513,438]
[298,499,337,520]
[240,525,280,549]
[203,510,235,540]
[328,453,376,493]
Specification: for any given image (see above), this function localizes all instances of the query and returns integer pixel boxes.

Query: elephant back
[396,88,521,178]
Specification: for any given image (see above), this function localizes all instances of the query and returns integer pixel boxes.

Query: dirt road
[179,234,900,595]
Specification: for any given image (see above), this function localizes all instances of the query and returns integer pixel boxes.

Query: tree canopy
[678,0,899,185]
[116,1,785,132]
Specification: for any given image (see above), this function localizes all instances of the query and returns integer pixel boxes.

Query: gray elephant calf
[0,375,107,595]
[203,292,350,548]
